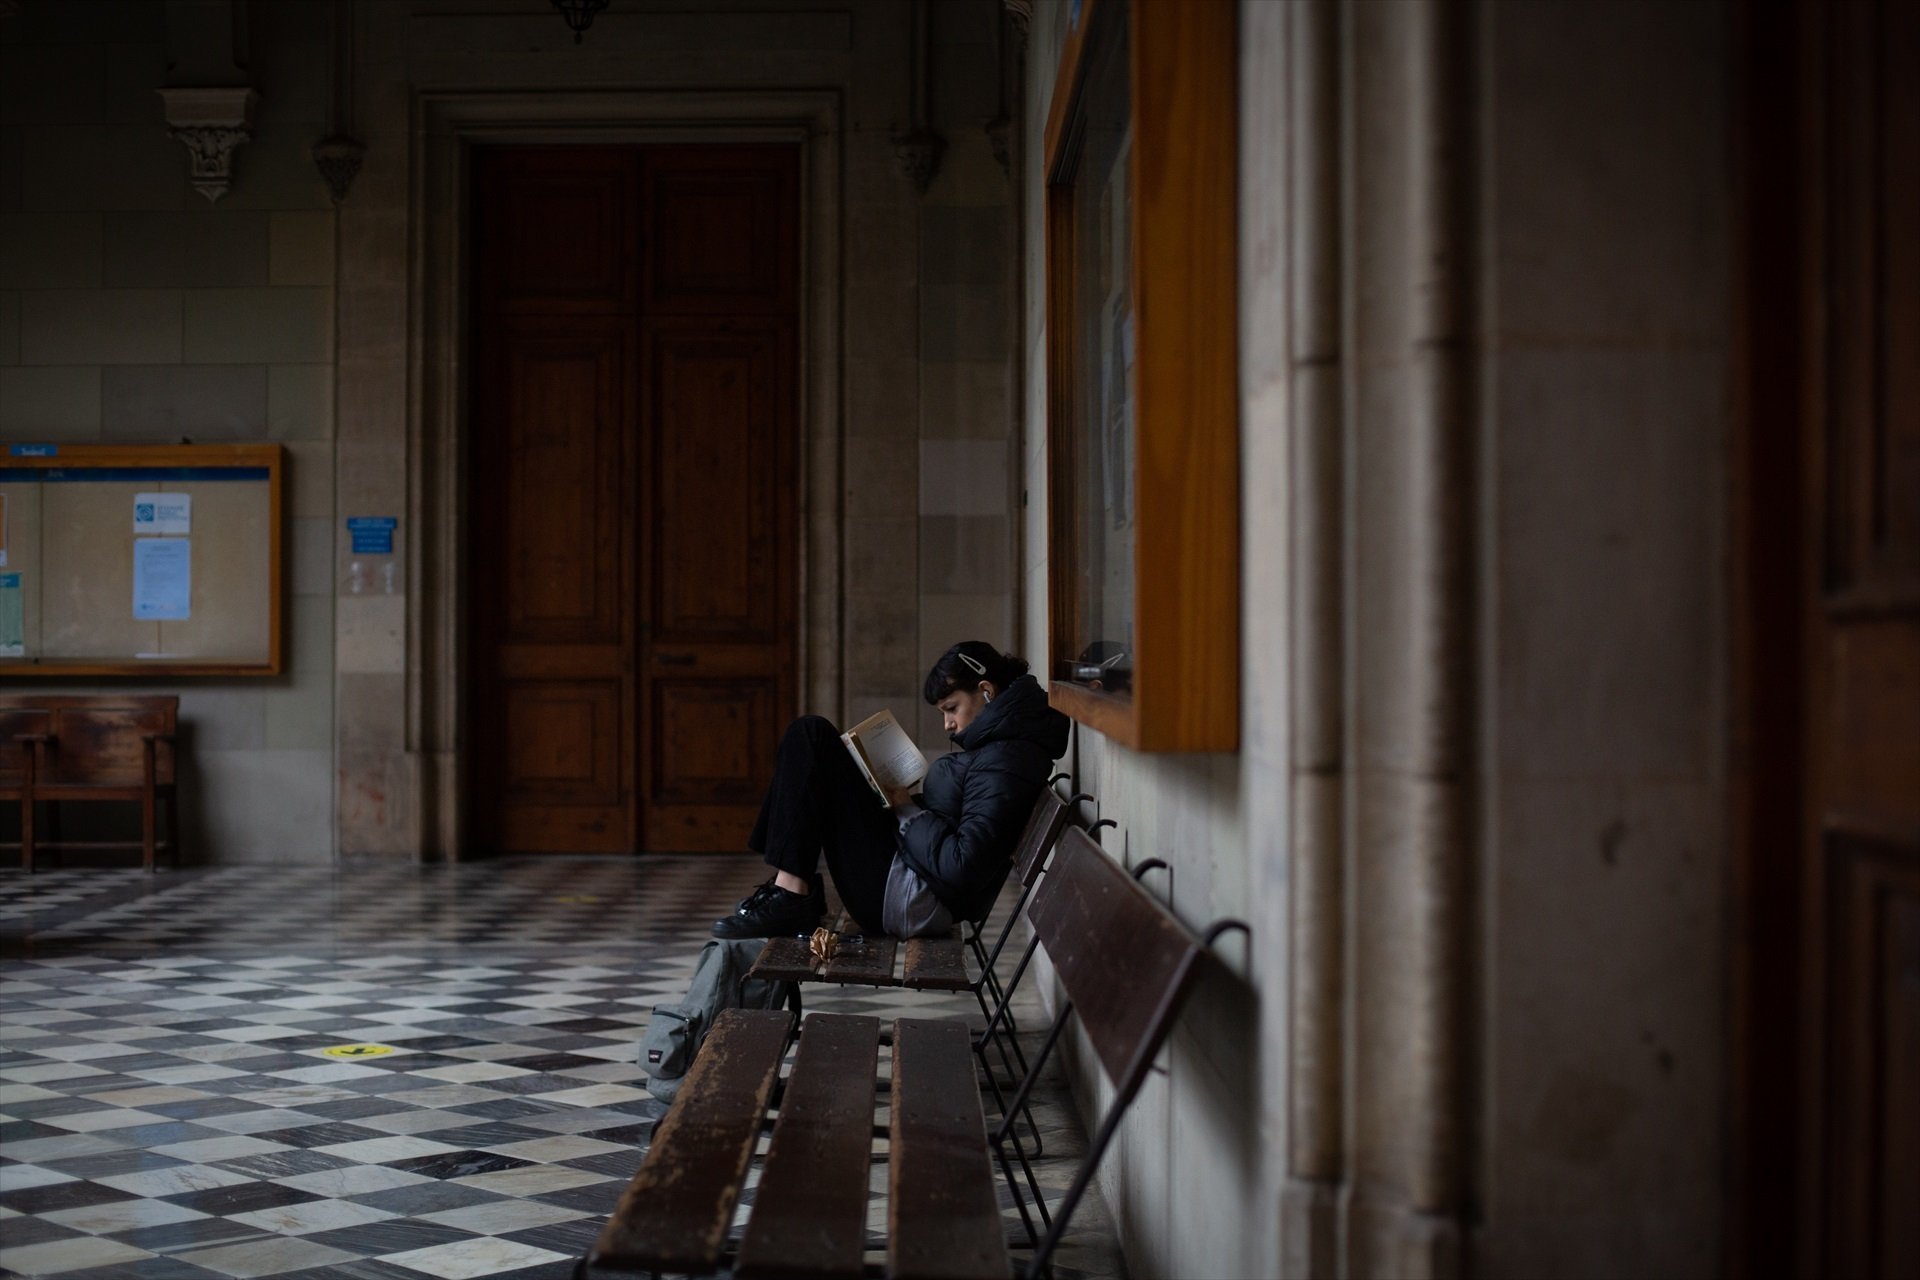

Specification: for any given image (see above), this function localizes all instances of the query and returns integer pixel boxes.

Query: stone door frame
[357,90,844,859]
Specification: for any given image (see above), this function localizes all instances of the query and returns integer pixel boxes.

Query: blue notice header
[347,516,397,555]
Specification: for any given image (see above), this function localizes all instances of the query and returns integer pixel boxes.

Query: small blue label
[0,573,19,588]
[347,516,397,555]
[10,444,57,457]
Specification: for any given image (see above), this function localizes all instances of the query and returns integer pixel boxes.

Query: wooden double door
[466,145,799,854]
[1739,0,1919,1275]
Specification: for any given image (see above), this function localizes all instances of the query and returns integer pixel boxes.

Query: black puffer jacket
[898,674,1072,924]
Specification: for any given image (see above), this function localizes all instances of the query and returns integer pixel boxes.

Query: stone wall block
[268,363,334,440]
[1484,777,1723,1279]
[0,43,105,126]
[266,595,335,748]
[919,360,1011,439]
[100,364,267,440]
[844,279,918,360]
[920,513,1009,594]
[845,515,917,591]
[337,595,405,675]
[183,287,331,364]
[1493,0,1725,346]
[0,292,18,365]
[102,212,186,286]
[269,211,335,287]
[99,42,169,126]
[845,592,918,696]
[21,126,183,212]
[0,366,101,436]
[0,212,103,287]
[845,357,920,436]
[845,436,919,518]
[284,439,334,517]
[919,439,1009,515]
[1495,347,1722,779]
[21,289,181,363]
[289,514,332,599]
[193,747,333,862]
[180,688,267,752]
[180,211,270,286]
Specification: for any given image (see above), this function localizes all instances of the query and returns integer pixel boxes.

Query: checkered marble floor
[0,858,1123,1280]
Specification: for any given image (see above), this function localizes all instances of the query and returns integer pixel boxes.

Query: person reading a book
[712,640,1071,940]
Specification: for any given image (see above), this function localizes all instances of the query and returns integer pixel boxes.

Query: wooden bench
[583,821,1246,1280]
[0,694,181,873]
[750,780,1079,1003]
[988,826,1248,1273]
[750,784,1083,1152]
[581,1008,1008,1280]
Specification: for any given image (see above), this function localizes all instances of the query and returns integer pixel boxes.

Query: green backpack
[640,937,795,1104]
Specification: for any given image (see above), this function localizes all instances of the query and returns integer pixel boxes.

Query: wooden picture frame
[0,443,285,677]
[1044,0,1239,751]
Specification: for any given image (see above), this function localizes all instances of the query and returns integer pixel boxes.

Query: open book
[841,709,928,808]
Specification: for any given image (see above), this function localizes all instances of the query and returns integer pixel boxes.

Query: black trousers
[748,715,898,932]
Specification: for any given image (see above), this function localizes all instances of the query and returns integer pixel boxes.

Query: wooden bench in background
[0,694,181,873]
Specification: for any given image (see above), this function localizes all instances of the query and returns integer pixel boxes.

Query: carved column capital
[157,87,258,203]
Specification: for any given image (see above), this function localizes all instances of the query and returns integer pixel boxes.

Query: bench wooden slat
[888,1018,1009,1280]
[899,937,970,991]
[735,1013,881,1280]
[1027,828,1205,1090]
[1012,790,1071,887]
[750,935,823,984]
[749,934,901,987]
[821,935,897,985]
[590,1007,794,1275]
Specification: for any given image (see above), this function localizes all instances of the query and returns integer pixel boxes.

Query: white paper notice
[132,538,191,620]
[133,492,191,534]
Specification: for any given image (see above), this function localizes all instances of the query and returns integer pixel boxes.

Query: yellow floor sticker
[322,1043,395,1059]
[554,895,601,904]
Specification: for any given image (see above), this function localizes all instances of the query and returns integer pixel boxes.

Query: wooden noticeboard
[0,444,283,677]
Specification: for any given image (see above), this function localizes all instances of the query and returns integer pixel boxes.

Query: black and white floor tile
[0,857,1122,1279]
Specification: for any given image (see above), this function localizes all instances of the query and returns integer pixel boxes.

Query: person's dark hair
[923,641,1029,705]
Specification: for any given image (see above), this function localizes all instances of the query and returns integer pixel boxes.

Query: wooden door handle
[655,652,697,666]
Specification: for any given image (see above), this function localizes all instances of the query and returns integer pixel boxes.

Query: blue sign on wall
[346,516,397,555]
[10,444,57,457]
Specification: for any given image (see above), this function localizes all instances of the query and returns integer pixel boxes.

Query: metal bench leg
[973,983,1043,1159]
[990,1001,1073,1241]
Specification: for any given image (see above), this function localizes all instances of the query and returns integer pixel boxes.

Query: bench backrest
[1025,826,1209,1096]
[0,695,179,787]
[1012,787,1073,888]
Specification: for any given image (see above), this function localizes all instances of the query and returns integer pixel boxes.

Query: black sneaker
[712,879,826,939]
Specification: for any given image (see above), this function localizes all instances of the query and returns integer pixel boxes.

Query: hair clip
[956,650,987,675]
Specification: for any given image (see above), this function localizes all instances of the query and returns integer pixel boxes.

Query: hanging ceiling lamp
[551,0,610,44]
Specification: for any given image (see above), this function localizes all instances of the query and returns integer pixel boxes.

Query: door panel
[468,144,798,854]
[1789,0,1920,1273]
[648,329,785,639]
